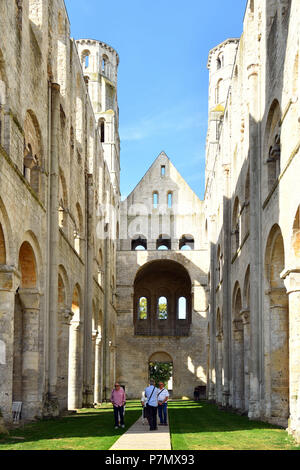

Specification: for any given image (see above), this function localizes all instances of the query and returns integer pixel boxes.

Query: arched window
[98,118,105,143]
[161,165,166,177]
[157,234,171,250]
[81,50,90,69]
[179,235,194,250]
[138,297,148,320]
[215,78,223,104]
[167,192,173,208]
[216,53,223,70]
[178,297,187,320]
[158,296,168,320]
[153,192,158,209]
[23,111,42,197]
[102,55,109,75]
[264,100,281,193]
[232,197,240,254]
[131,235,147,251]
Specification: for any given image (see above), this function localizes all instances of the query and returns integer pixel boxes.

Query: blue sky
[64,0,247,200]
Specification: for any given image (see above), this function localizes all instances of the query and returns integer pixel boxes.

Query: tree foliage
[149,361,173,386]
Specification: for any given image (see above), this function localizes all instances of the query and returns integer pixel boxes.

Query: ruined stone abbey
[0,0,299,444]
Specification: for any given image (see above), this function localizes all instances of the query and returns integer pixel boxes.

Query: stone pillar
[282,270,300,442]
[57,308,73,411]
[147,240,156,251]
[216,333,223,405]
[208,215,216,401]
[68,320,82,409]
[247,62,261,420]
[264,287,289,424]
[232,319,244,411]
[241,309,250,412]
[94,334,102,404]
[18,288,42,420]
[47,82,60,413]
[83,173,94,408]
[171,238,179,251]
[223,166,232,408]
[0,266,19,422]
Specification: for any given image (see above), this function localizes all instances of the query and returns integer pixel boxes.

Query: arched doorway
[149,352,173,396]
[13,240,40,419]
[57,267,70,411]
[68,284,82,410]
[232,282,244,411]
[265,225,289,422]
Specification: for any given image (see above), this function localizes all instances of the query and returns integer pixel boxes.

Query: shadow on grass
[0,401,142,450]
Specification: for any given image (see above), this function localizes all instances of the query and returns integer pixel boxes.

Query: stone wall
[205,0,300,442]
[0,0,119,423]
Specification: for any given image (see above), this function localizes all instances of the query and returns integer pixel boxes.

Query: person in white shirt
[141,391,147,424]
[144,379,160,431]
[157,381,169,426]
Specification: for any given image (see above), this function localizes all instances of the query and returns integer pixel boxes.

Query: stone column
[232,319,244,411]
[247,62,261,420]
[0,266,19,422]
[147,241,156,251]
[208,215,216,401]
[18,288,42,420]
[282,269,300,441]
[68,320,82,409]
[171,238,179,251]
[264,287,289,424]
[223,166,232,408]
[241,309,250,412]
[216,333,223,405]
[83,173,94,408]
[94,333,102,404]
[47,82,60,413]
[57,308,73,411]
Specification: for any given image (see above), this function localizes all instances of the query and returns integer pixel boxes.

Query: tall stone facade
[205,0,300,442]
[0,0,119,423]
[116,152,209,399]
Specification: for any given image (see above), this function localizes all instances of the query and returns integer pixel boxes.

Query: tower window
[99,119,105,143]
[138,297,148,320]
[178,297,187,320]
[156,234,171,250]
[158,296,168,320]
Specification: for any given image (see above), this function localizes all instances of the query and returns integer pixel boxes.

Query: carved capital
[18,288,41,311]
[281,268,300,294]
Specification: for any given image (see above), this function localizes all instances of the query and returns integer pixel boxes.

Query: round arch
[264,224,289,421]
[134,259,192,337]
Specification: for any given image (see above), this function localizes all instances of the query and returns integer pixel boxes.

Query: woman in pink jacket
[111,382,126,429]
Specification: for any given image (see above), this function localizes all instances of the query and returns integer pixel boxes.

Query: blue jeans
[113,405,124,426]
[158,402,168,424]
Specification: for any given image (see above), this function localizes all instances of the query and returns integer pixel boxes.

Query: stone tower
[76,39,120,194]
[205,39,239,185]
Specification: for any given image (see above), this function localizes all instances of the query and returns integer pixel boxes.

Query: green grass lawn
[168,400,300,451]
[0,401,141,450]
[1,399,300,450]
